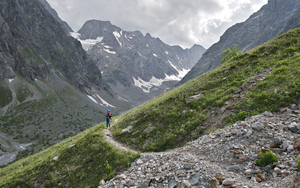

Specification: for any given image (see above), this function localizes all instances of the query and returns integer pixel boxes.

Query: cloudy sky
[47,0,268,49]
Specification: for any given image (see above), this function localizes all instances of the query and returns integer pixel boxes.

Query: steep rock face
[0,0,129,165]
[0,0,105,93]
[40,0,73,32]
[279,8,300,35]
[73,20,206,104]
[179,0,300,85]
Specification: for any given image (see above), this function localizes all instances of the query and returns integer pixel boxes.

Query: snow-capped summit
[74,20,206,105]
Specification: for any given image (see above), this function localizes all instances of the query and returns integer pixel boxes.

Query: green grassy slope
[1,27,300,188]
[111,28,300,152]
[0,121,140,187]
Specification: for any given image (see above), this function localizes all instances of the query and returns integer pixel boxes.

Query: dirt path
[103,119,181,156]
[103,119,138,154]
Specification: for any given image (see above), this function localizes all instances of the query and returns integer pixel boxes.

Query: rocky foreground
[100,105,300,188]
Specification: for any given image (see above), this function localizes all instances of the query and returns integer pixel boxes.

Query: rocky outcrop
[0,0,106,93]
[279,7,300,35]
[121,126,133,134]
[100,106,300,187]
[185,94,204,104]
[40,0,73,32]
[179,0,300,85]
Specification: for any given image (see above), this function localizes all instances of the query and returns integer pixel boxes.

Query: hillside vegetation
[1,27,300,188]
[0,120,140,187]
[0,76,106,158]
[111,27,300,152]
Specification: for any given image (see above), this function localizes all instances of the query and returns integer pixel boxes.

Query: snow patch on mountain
[103,49,116,54]
[96,95,115,108]
[71,32,103,51]
[103,44,112,48]
[116,95,129,102]
[87,95,98,104]
[133,72,188,93]
[132,60,190,93]
[153,53,158,57]
[87,95,115,108]
[125,34,134,40]
[113,31,122,47]
[168,60,190,79]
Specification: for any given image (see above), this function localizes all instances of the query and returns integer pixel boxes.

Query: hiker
[106,110,112,128]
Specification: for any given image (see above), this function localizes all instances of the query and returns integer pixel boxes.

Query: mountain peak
[145,33,152,38]
[78,19,121,40]
[75,19,206,105]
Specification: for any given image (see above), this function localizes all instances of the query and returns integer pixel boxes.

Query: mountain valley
[1,0,300,187]
[0,0,130,165]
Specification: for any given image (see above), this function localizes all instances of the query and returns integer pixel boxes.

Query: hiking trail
[103,118,138,154]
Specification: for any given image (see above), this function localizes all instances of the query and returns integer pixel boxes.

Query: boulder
[185,94,204,103]
[182,180,192,188]
[290,104,298,110]
[254,74,266,81]
[287,145,294,152]
[288,122,298,133]
[255,177,263,183]
[53,156,59,161]
[283,141,292,151]
[258,173,266,181]
[143,127,155,133]
[252,122,263,131]
[262,111,273,117]
[99,179,105,186]
[223,179,235,186]
[241,80,256,91]
[121,125,133,134]
[227,165,241,171]
[270,142,280,148]
[245,130,253,137]
[136,159,144,164]
[294,139,300,151]
[274,167,281,174]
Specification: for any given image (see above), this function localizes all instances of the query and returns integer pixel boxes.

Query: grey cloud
[47,0,268,48]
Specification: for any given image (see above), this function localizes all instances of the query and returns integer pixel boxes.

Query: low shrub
[256,151,278,167]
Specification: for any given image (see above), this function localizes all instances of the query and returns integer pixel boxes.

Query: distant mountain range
[179,0,300,85]
[72,20,206,105]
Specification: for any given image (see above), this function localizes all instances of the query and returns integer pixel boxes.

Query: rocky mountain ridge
[100,107,300,188]
[179,0,300,85]
[73,20,206,105]
[40,0,73,32]
[0,0,129,164]
[279,7,300,35]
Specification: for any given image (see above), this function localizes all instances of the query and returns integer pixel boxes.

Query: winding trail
[103,119,138,154]
[103,119,193,158]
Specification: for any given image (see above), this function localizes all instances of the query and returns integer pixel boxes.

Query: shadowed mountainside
[179,0,300,85]
[0,0,130,164]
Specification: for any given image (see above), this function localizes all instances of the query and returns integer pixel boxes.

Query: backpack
[106,112,112,119]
